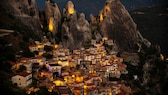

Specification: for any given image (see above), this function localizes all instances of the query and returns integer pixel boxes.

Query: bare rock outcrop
[1,0,41,34]
[61,1,91,49]
[98,0,151,52]
[44,0,61,36]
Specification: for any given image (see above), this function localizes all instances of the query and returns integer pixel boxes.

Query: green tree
[44,45,53,52]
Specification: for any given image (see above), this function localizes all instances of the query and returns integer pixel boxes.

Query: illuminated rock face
[61,1,91,49]
[44,0,61,42]
[99,0,150,51]
[48,17,54,32]
[99,12,104,22]
[67,1,75,15]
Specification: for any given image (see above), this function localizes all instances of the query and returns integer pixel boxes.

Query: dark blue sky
[36,0,168,17]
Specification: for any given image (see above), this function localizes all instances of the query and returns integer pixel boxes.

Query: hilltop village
[1,0,168,95]
[10,36,132,95]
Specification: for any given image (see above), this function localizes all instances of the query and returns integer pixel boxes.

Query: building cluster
[10,37,131,95]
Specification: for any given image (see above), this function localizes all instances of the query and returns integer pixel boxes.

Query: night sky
[36,0,168,10]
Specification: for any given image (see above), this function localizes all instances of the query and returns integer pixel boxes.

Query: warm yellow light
[72,75,75,78]
[76,76,83,82]
[64,78,68,82]
[115,89,120,94]
[100,78,102,83]
[58,60,62,65]
[26,90,31,94]
[39,52,43,56]
[104,5,111,12]
[53,80,63,86]
[160,54,164,61]
[99,13,103,22]
[68,8,74,14]
[66,61,69,66]
[37,45,41,48]
[48,88,52,92]
[48,17,54,32]
[54,44,58,49]
[37,59,42,63]
[84,85,87,89]
[109,92,113,95]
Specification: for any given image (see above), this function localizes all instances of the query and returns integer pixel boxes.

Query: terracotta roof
[74,87,83,90]
[119,63,126,68]
[91,74,99,78]
[29,45,37,47]
[86,83,94,86]
[74,82,83,84]
[86,87,97,92]
[20,57,30,62]
[84,77,92,81]
[56,86,72,94]
[19,71,31,77]
[31,56,45,59]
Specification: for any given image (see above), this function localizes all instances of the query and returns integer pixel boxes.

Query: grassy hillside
[130,5,168,56]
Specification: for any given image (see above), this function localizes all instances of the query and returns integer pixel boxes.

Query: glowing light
[66,61,69,66]
[76,76,83,82]
[58,60,62,65]
[48,88,52,92]
[68,8,74,14]
[64,77,68,82]
[84,85,87,89]
[39,52,43,56]
[54,44,58,49]
[99,13,103,22]
[160,54,164,61]
[48,17,54,32]
[26,90,31,94]
[37,59,42,63]
[72,75,75,78]
[109,92,113,95]
[104,5,111,12]
[37,45,41,48]
[100,78,102,83]
[53,80,64,86]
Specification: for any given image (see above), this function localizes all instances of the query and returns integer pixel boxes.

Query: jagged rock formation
[61,1,91,49]
[44,0,61,36]
[97,0,151,52]
[1,0,41,35]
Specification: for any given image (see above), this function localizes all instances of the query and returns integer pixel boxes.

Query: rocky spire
[44,0,61,36]
[98,0,150,52]
[61,1,91,49]
[1,0,42,35]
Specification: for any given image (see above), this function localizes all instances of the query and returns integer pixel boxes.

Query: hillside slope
[130,5,168,56]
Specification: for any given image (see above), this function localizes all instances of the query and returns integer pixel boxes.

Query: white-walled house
[30,56,46,66]
[29,45,38,52]
[22,62,32,73]
[53,48,70,57]
[11,71,32,88]
[48,64,62,75]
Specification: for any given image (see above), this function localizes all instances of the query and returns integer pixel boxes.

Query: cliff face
[1,0,41,34]
[0,0,151,51]
[44,0,61,35]
[61,1,91,49]
[98,0,150,51]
